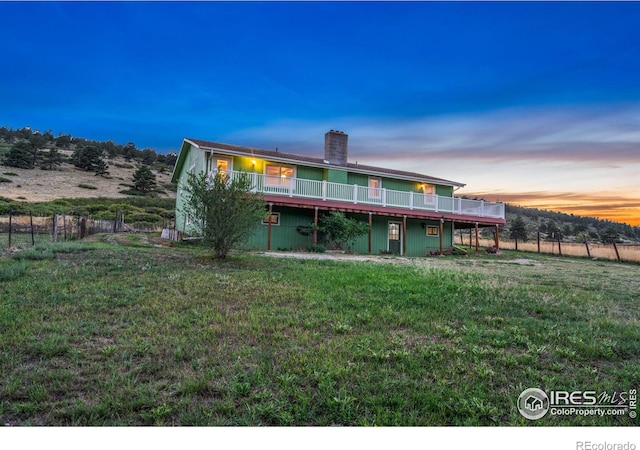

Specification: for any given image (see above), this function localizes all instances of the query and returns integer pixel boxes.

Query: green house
[171,130,505,256]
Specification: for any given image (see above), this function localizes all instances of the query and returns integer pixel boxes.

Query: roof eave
[190,139,466,188]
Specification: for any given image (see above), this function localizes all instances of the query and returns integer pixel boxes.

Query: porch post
[368,212,372,254]
[267,202,273,251]
[402,215,407,256]
[314,207,318,245]
[475,222,479,253]
[439,218,444,255]
[494,224,499,250]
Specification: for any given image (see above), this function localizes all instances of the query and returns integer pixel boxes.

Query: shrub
[78,183,97,190]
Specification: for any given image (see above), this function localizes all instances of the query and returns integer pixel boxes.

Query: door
[208,156,233,174]
[388,221,401,255]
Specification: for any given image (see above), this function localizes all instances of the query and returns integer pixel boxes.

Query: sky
[1,1,639,226]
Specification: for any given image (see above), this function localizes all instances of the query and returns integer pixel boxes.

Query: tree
[181,170,266,258]
[93,158,110,177]
[40,147,65,170]
[73,146,109,175]
[4,135,45,169]
[509,215,528,250]
[546,220,560,240]
[3,141,33,168]
[132,165,157,193]
[55,134,72,148]
[317,211,369,251]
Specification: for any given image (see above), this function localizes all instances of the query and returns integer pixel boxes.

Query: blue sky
[1,2,639,224]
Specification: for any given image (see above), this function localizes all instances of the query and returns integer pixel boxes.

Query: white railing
[208,170,505,219]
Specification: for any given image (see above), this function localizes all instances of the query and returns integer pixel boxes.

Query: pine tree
[73,145,108,176]
[40,147,65,170]
[132,165,157,193]
[3,141,33,168]
[509,215,528,250]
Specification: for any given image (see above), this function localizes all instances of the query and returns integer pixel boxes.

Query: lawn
[0,236,638,426]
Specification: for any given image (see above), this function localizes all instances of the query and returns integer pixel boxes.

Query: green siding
[436,185,453,197]
[380,177,420,192]
[346,172,369,186]
[175,144,205,234]
[234,155,261,173]
[325,168,348,184]
[246,206,316,251]
[297,165,324,181]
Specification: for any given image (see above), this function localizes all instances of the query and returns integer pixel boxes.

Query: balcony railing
[208,170,505,219]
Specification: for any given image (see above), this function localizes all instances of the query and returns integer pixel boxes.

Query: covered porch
[261,196,505,257]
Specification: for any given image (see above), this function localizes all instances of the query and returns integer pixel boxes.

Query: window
[209,156,232,173]
[388,222,400,240]
[265,164,295,187]
[421,183,435,195]
[262,213,280,226]
[426,225,439,236]
[369,177,382,198]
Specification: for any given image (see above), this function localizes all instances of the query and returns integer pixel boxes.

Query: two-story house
[170,130,505,256]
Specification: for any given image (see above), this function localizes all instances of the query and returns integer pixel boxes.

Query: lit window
[421,184,435,195]
[369,177,382,198]
[426,225,439,236]
[265,164,295,187]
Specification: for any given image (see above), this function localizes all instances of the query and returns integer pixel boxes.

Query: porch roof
[264,196,506,227]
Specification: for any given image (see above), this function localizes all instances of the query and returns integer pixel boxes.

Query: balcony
[208,170,505,220]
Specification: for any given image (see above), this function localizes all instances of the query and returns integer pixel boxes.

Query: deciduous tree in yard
[181,171,266,258]
[317,211,369,251]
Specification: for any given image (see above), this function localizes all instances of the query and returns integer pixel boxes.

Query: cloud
[466,190,640,226]
[228,104,640,225]
[230,103,640,167]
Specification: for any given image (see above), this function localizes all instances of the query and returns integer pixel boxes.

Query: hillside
[0,126,176,204]
[501,204,639,244]
[0,154,175,203]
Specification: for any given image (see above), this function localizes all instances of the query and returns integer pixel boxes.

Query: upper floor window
[369,177,382,198]
[209,156,232,174]
[265,164,295,187]
[421,183,435,195]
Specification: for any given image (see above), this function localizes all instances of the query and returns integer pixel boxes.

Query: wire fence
[0,210,174,249]
[455,231,640,263]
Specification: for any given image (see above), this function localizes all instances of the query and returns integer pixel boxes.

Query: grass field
[0,235,638,426]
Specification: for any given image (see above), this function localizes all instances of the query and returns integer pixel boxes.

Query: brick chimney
[324,130,348,166]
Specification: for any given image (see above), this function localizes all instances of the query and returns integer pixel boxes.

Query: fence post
[584,238,591,259]
[8,209,12,249]
[30,212,35,246]
[613,242,621,261]
[79,215,87,239]
[63,213,67,241]
[557,235,562,256]
[114,210,118,233]
[537,232,541,253]
[52,214,58,243]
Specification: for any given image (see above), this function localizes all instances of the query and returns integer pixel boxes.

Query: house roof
[171,137,466,188]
